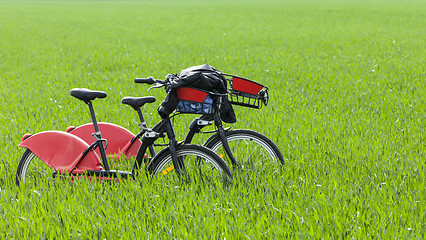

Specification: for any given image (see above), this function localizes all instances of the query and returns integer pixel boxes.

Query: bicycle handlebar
[134,76,156,84]
[137,73,235,85]
[134,75,230,97]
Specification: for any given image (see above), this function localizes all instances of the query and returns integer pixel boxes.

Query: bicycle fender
[19,131,102,173]
[67,122,141,161]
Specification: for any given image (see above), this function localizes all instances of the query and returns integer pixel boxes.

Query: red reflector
[66,126,76,133]
[21,133,32,142]
[176,87,208,102]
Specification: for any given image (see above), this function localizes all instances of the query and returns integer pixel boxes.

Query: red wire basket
[224,74,268,109]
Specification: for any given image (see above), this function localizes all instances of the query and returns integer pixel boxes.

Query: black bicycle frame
[69,100,134,179]
[123,94,239,168]
[131,115,184,175]
[71,104,186,180]
[183,111,238,167]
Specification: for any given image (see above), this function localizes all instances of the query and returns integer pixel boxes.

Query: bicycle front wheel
[16,148,57,187]
[204,129,284,170]
[147,144,232,184]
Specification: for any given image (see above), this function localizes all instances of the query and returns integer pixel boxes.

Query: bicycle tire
[147,144,232,183]
[16,148,57,186]
[203,129,284,170]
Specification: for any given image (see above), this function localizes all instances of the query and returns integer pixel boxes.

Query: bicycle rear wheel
[16,149,57,187]
[204,129,284,170]
[147,144,232,184]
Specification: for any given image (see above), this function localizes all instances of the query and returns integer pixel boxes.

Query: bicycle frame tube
[122,131,155,160]
[126,130,146,155]
[132,116,185,175]
[131,118,166,172]
[184,113,216,143]
[184,118,205,144]
[132,128,156,173]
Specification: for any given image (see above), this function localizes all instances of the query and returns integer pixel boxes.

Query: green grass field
[1,0,426,238]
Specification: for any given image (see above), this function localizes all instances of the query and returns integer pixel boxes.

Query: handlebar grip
[134,76,155,84]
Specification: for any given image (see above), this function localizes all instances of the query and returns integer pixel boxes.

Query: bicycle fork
[213,113,239,168]
[164,118,185,174]
[184,114,239,168]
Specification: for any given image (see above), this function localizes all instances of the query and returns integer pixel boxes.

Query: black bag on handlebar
[158,64,236,123]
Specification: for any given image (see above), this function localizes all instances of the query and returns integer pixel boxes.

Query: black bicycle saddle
[70,88,107,103]
[121,96,156,110]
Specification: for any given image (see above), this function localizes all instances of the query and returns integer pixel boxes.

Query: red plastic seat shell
[19,131,102,173]
[68,122,141,160]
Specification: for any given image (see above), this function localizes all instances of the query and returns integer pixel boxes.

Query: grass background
[1,0,426,238]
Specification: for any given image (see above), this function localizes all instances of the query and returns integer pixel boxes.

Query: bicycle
[66,71,284,172]
[16,88,232,186]
[143,74,285,171]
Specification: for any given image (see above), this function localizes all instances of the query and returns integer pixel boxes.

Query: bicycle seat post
[86,100,110,171]
[136,109,147,128]
[86,101,99,132]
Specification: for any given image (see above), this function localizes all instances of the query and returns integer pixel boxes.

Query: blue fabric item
[177,95,213,114]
